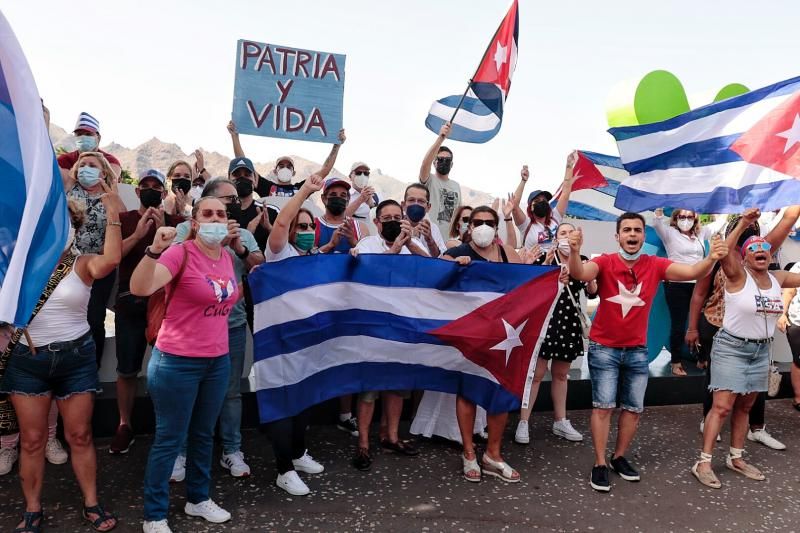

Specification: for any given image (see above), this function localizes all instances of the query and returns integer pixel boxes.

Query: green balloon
[714,83,750,102]
[633,70,691,125]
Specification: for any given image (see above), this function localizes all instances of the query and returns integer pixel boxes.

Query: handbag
[555,255,592,338]
[145,244,188,345]
[752,273,782,397]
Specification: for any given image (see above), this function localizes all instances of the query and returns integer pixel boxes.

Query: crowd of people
[1,113,800,533]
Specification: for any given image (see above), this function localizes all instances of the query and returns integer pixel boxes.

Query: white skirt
[410,391,487,443]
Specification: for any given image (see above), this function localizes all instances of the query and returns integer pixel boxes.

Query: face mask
[77,166,101,188]
[235,179,254,198]
[139,188,162,209]
[459,221,469,235]
[295,231,315,251]
[353,173,369,189]
[173,179,191,195]
[532,201,550,218]
[197,222,228,246]
[326,196,347,216]
[618,247,643,261]
[276,168,293,184]
[557,238,571,256]
[406,204,426,223]
[435,158,452,175]
[380,220,402,242]
[225,201,242,220]
[63,225,75,253]
[75,135,98,152]
[471,225,495,248]
[677,219,694,232]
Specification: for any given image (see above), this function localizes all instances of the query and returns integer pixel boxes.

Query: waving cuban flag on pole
[0,10,69,327]
[425,0,518,143]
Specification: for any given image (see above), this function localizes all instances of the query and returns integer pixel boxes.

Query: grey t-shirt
[423,174,461,238]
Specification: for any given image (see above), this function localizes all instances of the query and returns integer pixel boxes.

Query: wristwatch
[145,246,162,259]
[236,247,250,260]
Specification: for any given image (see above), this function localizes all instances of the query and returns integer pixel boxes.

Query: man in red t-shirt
[57,112,122,181]
[567,212,727,493]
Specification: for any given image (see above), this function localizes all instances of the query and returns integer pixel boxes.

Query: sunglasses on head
[745,241,772,254]
[471,219,496,228]
[199,209,227,219]
[296,222,316,231]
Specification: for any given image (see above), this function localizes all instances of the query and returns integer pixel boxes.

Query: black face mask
[380,220,402,242]
[532,201,551,218]
[235,179,254,198]
[435,158,452,175]
[326,196,347,216]
[139,188,162,208]
[172,179,191,194]
[226,201,242,220]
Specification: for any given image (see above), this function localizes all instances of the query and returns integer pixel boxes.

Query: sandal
[725,454,765,481]
[14,510,44,533]
[82,503,118,532]
[380,438,419,456]
[481,454,520,483]
[462,453,481,482]
[671,363,687,376]
[691,453,721,489]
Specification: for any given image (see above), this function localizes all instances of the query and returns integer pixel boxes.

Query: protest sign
[232,39,345,144]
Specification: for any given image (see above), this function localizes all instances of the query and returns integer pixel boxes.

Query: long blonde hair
[70,151,117,187]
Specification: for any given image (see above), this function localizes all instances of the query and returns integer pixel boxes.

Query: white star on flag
[606,280,645,318]
[491,318,528,366]
[776,114,800,154]
[493,42,507,72]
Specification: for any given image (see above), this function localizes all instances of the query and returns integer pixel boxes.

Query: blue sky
[5,0,799,196]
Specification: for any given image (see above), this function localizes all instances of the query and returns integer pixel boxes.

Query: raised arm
[227,120,246,159]
[130,227,177,297]
[317,129,345,179]
[268,174,323,255]
[419,122,450,184]
[79,188,123,282]
[501,195,518,248]
[567,227,599,281]
[511,166,529,226]
[665,234,727,281]
[764,205,800,250]
[652,208,669,241]
[554,151,578,218]
[719,209,761,288]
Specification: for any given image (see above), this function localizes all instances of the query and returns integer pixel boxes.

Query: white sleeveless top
[722,270,783,339]
[20,267,92,347]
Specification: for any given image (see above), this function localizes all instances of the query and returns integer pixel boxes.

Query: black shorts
[114,294,149,378]
[785,324,800,368]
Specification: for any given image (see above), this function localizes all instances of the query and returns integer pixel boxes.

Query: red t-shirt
[589,253,672,347]
[57,149,121,170]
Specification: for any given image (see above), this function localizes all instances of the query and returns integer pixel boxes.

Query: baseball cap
[527,189,553,205]
[74,112,100,134]
[275,156,295,168]
[350,161,370,174]
[228,157,255,175]
[323,176,351,193]
[139,168,166,185]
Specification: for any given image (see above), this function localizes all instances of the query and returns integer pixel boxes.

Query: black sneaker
[590,465,610,492]
[352,448,372,471]
[610,455,640,481]
[109,424,135,455]
[337,417,359,437]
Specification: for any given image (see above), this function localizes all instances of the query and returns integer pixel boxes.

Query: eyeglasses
[435,157,452,163]
[379,215,403,223]
[296,222,316,231]
[677,215,695,221]
[199,209,227,219]
[746,241,772,254]
[461,216,471,223]
[626,268,639,292]
[354,170,370,177]
[471,219,496,228]
[217,194,240,205]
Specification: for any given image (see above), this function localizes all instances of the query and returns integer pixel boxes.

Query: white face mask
[471,225,495,248]
[677,219,694,232]
[276,167,293,184]
[557,238,571,256]
[459,221,469,236]
[353,174,369,189]
[63,225,76,253]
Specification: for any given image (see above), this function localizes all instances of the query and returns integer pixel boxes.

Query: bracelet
[108,221,122,227]
[198,167,206,175]
[686,329,698,333]
[504,217,512,222]
[145,246,162,259]
[236,247,250,260]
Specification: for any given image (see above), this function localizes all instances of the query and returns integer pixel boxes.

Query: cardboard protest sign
[233,39,345,144]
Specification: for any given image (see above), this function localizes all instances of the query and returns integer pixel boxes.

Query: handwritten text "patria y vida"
[238,41,342,137]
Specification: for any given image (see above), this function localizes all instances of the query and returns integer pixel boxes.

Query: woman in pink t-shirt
[131,197,239,532]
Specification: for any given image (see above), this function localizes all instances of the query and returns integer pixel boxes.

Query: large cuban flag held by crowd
[248,254,559,423]
[0,11,69,326]
[425,0,518,143]
[609,75,800,214]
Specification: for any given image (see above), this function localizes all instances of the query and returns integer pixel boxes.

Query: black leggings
[700,316,765,426]
[265,409,311,474]
[785,324,800,368]
[664,281,695,364]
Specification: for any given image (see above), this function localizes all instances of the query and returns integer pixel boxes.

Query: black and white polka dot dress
[539,256,593,362]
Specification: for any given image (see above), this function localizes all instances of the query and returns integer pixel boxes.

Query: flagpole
[448,79,474,124]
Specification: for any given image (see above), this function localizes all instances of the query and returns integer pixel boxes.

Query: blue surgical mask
[75,135,98,152]
[197,222,228,246]
[77,166,101,188]
[618,247,643,261]
[406,204,426,223]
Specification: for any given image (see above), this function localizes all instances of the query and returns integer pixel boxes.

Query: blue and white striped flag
[0,11,69,326]
[609,76,800,214]
[550,151,631,221]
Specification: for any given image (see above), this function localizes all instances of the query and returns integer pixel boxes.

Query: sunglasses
[296,222,316,231]
[745,241,772,254]
[435,157,452,163]
[677,215,695,221]
[353,170,370,177]
[199,209,227,219]
[626,268,639,293]
[471,219,496,228]
[460,216,471,223]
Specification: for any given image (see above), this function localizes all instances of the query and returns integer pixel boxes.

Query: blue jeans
[219,324,247,454]
[587,341,649,413]
[143,348,230,521]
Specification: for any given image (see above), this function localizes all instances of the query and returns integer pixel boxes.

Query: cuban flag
[549,151,631,221]
[0,11,69,327]
[425,0,518,143]
[609,75,800,214]
[248,254,559,423]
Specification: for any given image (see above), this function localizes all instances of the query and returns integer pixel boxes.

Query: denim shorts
[587,341,649,413]
[709,329,769,394]
[0,331,99,399]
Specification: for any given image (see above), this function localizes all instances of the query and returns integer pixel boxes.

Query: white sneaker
[748,427,786,450]
[0,447,18,475]
[170,455,186,483]
[276,470,310,496]
[514,420,530,444]
[699,419,721,442]
[184,499,231,523]
[45,438,69,465]
[220,450,251,477]
[552,419,583,442]
[292,450,324,474]
[142,519,172,533]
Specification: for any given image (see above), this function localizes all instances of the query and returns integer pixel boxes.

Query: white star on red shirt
[606,280,645,318]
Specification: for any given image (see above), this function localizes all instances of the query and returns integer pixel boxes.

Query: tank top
[443,242,509,263]
[314,216,362,253]
[20,267,92,347]
[722,270,783,339]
